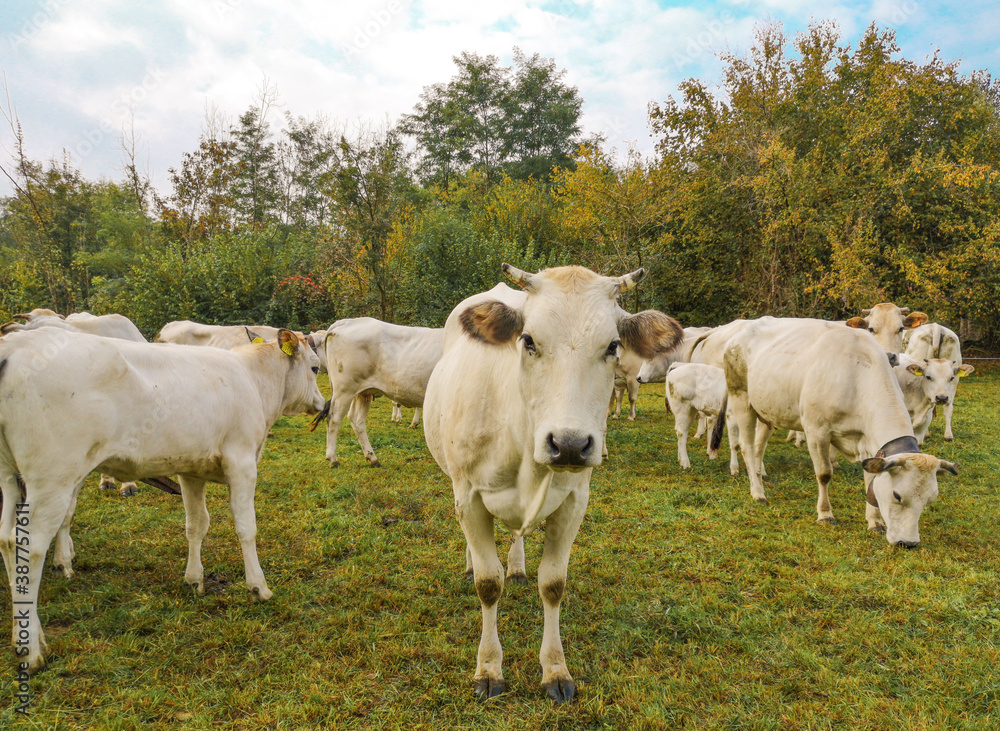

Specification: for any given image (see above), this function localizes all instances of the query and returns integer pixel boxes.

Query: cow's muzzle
[934,395,949,405]
[545,432,595,466]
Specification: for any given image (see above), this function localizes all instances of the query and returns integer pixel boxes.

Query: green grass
[4,371,999,729]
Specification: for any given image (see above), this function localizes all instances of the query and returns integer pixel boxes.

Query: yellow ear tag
[281,341,295,356]
[252,337,264,344]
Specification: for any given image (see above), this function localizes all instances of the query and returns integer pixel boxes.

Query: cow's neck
[234,349,290,427]
[860,381,916,460]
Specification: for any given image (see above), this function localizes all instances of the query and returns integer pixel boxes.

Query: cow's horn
[861,308,872,315]
[616,268,646,293]
[502,263,535,290]
[899,306,911,314]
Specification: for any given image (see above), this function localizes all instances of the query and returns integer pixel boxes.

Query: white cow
[894,354,974,445]
[316,318,444,467]
[665,362,738,474]
[609,347,644,421]
[3,309,148,497]
[903,323,965,440]
[156,320,324,359]
[845,302,928,354]
[721,317,956,546]
[423,264,682,702]
[391,401,421,428]
[0,327,324,674]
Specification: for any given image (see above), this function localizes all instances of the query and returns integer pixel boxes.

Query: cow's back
[904,323,962,365]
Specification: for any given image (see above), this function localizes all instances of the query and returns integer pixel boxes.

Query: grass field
[3,369,998,730]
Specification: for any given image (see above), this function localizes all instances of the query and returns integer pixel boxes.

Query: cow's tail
[710,392,728,453]
[309,399,331,432]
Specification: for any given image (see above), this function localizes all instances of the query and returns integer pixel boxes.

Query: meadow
[3,369,998,730]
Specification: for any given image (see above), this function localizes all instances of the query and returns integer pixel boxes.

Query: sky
[1,0,997,197]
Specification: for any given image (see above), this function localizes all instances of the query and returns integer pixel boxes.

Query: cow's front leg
[457,495,506,700]
[674,404,694,469]
[180,476,209,595]
[863,472,886,533]
[408,407,421,429]
[943,401,955,441]
[537,486,588,703]
[347,395,380,467]
[391,402,402,423]
[625,378,638,421]
[226,462,271,601]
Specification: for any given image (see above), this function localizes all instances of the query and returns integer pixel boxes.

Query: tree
[402,49,584,185]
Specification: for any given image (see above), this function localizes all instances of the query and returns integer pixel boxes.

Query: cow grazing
[3,309,148,497]
[903,323,966,441]
[666,362,738,474]
[316,318,444,467]
[845,302,928,354]
[721,317,956,546]
[0,327,324,674]
[894,354,974,445]
[423,264,682,702]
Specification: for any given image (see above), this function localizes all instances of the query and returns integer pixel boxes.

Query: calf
[903,323,966,441]
[0,327,324,673]
[317,318,444,467]
[894,354,974,445]
[665,362,738,474]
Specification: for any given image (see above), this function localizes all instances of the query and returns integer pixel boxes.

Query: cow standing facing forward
[423,264,682,702]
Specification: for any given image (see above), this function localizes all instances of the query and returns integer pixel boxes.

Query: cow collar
[866,436,922,507]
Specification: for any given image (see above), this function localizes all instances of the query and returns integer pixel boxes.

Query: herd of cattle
[0,264,973,703]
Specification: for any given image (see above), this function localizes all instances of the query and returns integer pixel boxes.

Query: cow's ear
[618,310,683,361]
[278,329,297,356]
[862,457,887,474]
[460,301,523,345]
[0,321,23,335]
[906,363,924,377]
[845,317,868,330]
[956,364,974,377]
[903,311,929,328]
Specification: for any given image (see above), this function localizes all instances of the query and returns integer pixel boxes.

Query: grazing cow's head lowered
[458,264,683,470]
[846,303,928,354]
[862,453,957,547]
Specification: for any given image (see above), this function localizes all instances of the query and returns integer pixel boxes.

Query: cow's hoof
[120,485,138,497]
[250,585,273,602]
[27,654,46,676]
[474,677,506,700]
[818,517,837,526]
[369,460,382,468]
[868,525,887,534]
[754,497,769,505]
[945,436,954,442]
[328,459,340,468]
[186,581,204,596]
[506,572,528,585]
[543,678,577,703]
[56,565,74,580]
[99,481,115,491]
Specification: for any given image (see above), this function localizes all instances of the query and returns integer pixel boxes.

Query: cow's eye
[311,366,319,375]
[868,327,875,333]
[606,340,621,358]
[925,376,931,381]
[897,327,905,333]
[520,333,536,355]
[893,491,902,503]
[949,376,955,382]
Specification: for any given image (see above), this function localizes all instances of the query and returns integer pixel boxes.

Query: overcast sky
[1,0,997,197]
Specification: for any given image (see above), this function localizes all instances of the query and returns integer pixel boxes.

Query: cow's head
[846,303,928,354]
[459,264,683,470]
[905,358,974,407]
[862,453,956,547]
[271,328,326,416]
